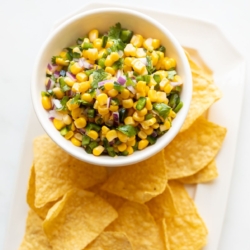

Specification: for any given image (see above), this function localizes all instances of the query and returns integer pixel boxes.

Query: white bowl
[31,7,192,167]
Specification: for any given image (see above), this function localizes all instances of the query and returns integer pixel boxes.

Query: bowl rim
[31,7,192,167]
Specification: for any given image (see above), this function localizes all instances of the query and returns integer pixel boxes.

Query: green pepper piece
[153,103,171,119]
[89,141,98,150]
[120,29,133,43]
[145,113,154,120]
[119,108,128,123]
[117,125,138,137]
[85,69,95,76]
[136,97,147,111]
[82,42,93,50]
[132,141,138,151]
[143,75,151,84]
[102,35,108,48]
[168,93,180,109]
[120,150,129,156]
[173,101,183,113]
[114,82,125,92]
[153,74,161,90]
[107,147,116,157]
[86,123,101,132]
[157,46,166,53]
[111,98,120,106]
[60,127,68,136]
[103,138,109,148]
[85,146,92,154]
[87,109,95,118]
[82,135,91,146]
[98,58,106,68]
[147,135,157,145]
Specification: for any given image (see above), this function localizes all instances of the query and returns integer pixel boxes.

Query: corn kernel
[110,52,120,62]
[107,89,118,97]
[98,48,107,59]
[160,124,169,132]
[148,89,157,102]
[159,78,169,90]
[138,139,149,150]
[59,51,67,58]
[71,122,76,131]
[63,114,72,125]
[82,50,89,58]
[173,75,183,84]
[164,84,173,94]
[104,82,114,91]
[109,105,118,112]
[137,108,148,117]
[127,146,134,155]
[117,143,127,152]
[87,130,99,140]
[151,51,159,66]
[70,62,82,75]
[105,40,113,48]
[124,44,136,57]
[123,65,132,72]
[71,137,81,147]
[133,112,144,122]
[156,91,167,103]
[71,108,81,120]
[41,96,52,110]
[169,110,176,118]
[98,105,109,115]
[74,117,87,128]
[87,48,98,61]
[136,81,146,94]
[52,87,64,99]
[53,118,65,130]
[64,77,75,87]
[143,127,153,135]
[65,131,74,140]
[79,81,91,93]
[117,131,128,143]
[143,38,153,50]
[138,130,147,139]
[127,139,136,147]
[131,34,144,47]
[66,100,79,111]
[124,57,134,67]
[124,116,136,126]
[88,29,99,42]
[55,57,69,66]
[93,38,102,49]
[105,66,116,75]
[132,59,146,74]
[105,56,113,67]
[152,123,159,129]
[96,93,108,106]
[81,93,93,103]
[102,126,110,135]
[122,99,134,109]
[145,98,152,110]
[106,130,117,142]
[74,133,83,141]
[152,39,160,49]
[93,145,104,156]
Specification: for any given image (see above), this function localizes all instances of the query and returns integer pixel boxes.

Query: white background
[0,0,249,249]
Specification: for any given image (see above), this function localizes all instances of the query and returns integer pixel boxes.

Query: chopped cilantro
[117,125,138,137]
[59,77,71,92]
[167,70,177,80]
[146,56,155,74]
[108,22,122,39]
[91,69,108,89]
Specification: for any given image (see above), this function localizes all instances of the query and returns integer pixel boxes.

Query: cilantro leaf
[108,22,122,39]
[167,70,177,80]
[146,56,155,74]
[91,69,108,89]
[153,103,171,119]
[117,125,138,137]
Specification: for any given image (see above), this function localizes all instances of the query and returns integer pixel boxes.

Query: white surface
[32,7,192,167]
[0,1,250,250]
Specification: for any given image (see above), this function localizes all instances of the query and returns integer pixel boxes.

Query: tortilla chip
[107,201,165,250]
[101,150,167,203]
[157,219,170,250]
[146,184,178,221]
[19,210,52,250]
[178,160,218,184]
[43,189,118,250]
[164,116,227,179]
[166,214,208,250]
[33,135,107,207]
[85,232,133,250]
[180,53,221,132]
[27,166,56,219]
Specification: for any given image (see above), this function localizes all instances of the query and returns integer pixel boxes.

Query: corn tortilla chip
[178,160,218,184]
[33,135,107,207]
[43,189,118,250]
[164,116,227,179]
[101,151,167,203]
[27,166,56,219]
[146,184,178,221]
[19,210,52,250]
[157,219,170,250]
[166,214,207,250]
[180,54,221,132]
[85,231,133,250]
[108,201,165,250]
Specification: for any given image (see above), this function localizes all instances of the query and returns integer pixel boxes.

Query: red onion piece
[107,97,111,108]
[98,79,114,88]
[113,112,119,126]
[151,131,158,137]
[66,72,76,80]
[117,76,126,85]
[170,81,182,87]
[78,58,93,69]
[76,128,86,134]
[53,71,60,79]
[47,63,57,73]
[52,99,62,109]
[127,85,136,94]
[46,79,54,91]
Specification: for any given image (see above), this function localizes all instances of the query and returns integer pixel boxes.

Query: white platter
[4,2,245,250]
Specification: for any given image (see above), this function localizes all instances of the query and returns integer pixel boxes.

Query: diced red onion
[116,69,123,78]
[127,85,136,94]
[109,140,115,146]
[78,58,93,69]
[48,110,64,120]
[46,79,54,91]
[139,57,148,65]
[98,79,114,88]
[113,112,119,126]
[151,131,158,137]
[96,88,101,96]
[76,128,86,134]
[66,72,76,80]
[170,81,182,87]
[52,99,62,109]
[53,71,60,79]
[107,97,111,108]
[117,76,126,85]
[47,63,57,73]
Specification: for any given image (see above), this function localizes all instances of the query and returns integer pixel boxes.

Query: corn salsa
[41,23,183,156]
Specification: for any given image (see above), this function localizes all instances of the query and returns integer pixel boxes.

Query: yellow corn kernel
[82,49,89,58]
[63,114,72,125]
[109,105,119,112]
[53,118,65,130]
[137,108,147,117]
[120,89,129,99]
[127,146,134,155]
[74,133,83,141]
[138,139,149,150]
[96,93,108,106]
[70,62,82,75]
[124,116,136,126]
[143,38,153,50]
[65,131,74,140]
[110,52,120,62]
[135,48,146,58]
[131,34,144,47]
[123,65,132,73]
[117,143,127,152]
[79,81,91,93]
[107,89,118,97]
[102,126,110,135]
[71,137,81,147]
[98,48,107,59]
[122,99,134,109]
[132,59,146,74]
[74,117,87,128]
[173,75,183,84]
[152,123,159,129]
[55,57,69,66]
[156,91,167,103]
[41,96,52,110]
[124,57,134,67]
[71,108,81,120]
[88,29,99,42]
[70,122,76,131]
[105,40,113,48]
[163,57,176,70]
[151,51,159,66]
[87,48,98,61]
[89,74,94,85]
[98,105,109,115]
[169,110,176,118]
[59,51,67,58]
[64,77,75,87]
[124,44,136,57]
[93,145,104,156]
[66,100,79,111]
[136,80,146,94]
[145,98,152,110]
[106,130,117,142]
[93,38,102,49]
[138,130,147,139]
[148,89,157,102]
[127,139,136,147]
[117,131,128,143]
[152,39,160,49]
[76,72,88,82]
[141,117,157,128]
[104,56,113,67]
[52,87,64,99]
[159,78,169,90]
[164,83,173,94]
[104,82,114,91]
[81,93,93,103]
[133,112,144,122]
[87,130,99,140]
[105,66,116,75]
[143,127,153,135]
